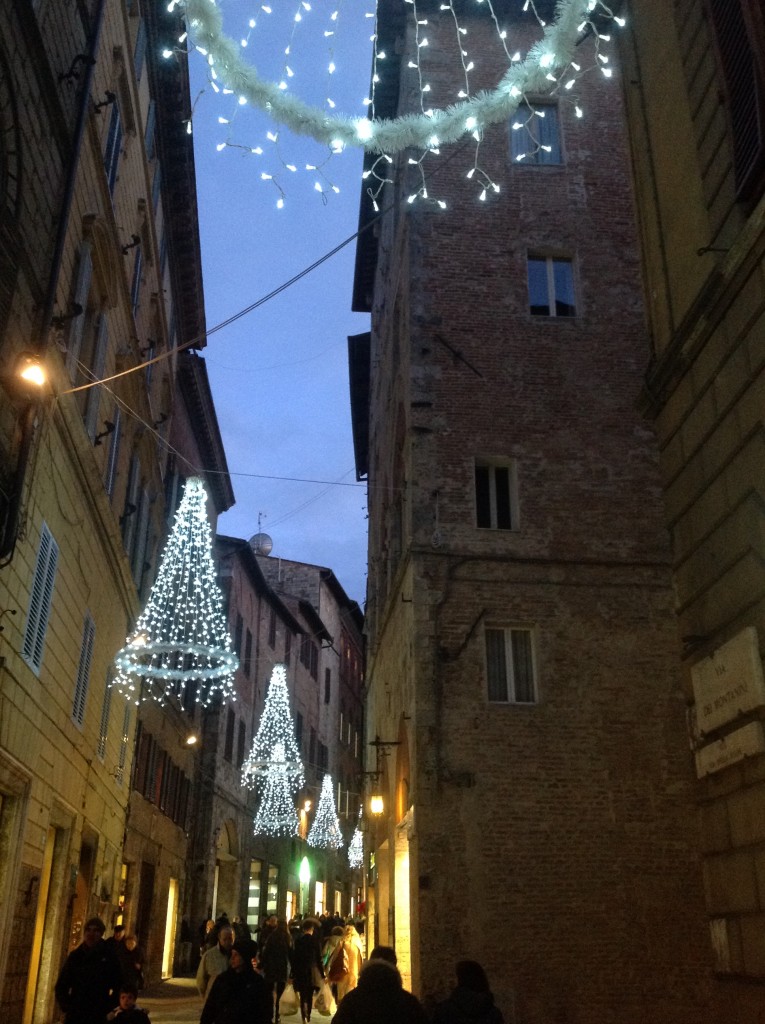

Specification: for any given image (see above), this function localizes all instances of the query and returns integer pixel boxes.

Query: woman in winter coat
[431,961,504,1024]
[260,919,293,1022]
[327,924,364,1004]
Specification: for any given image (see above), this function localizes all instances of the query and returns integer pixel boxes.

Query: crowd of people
[193,911,504,1024]
[54,912,504,1024]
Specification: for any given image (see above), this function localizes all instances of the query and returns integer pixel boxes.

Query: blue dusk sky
[188,3,375,607]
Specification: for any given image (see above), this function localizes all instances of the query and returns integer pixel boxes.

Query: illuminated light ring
[182,0,612,154]
[113,639,238,682]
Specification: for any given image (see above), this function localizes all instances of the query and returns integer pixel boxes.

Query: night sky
[189,3,375,607]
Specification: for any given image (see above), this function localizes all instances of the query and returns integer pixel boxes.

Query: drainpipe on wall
[0,0,108,564]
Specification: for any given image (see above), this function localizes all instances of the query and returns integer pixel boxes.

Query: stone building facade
[0,0,230,1014]
[618,1,765,1018]
[350,2,731,1021]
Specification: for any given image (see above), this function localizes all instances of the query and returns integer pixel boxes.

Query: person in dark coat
[55,917,122,1024]
[332,960,428,1024]
[200,939,272,1024]
[260,919,292,1022]
[290,919,324,1024]
[431,960,504,1024]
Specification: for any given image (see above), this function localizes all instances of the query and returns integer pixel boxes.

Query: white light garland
[181,0,622,156]
[242,664,305,791]
[253,741,301,837]
[307,773,344,849]
[111,476,237,707]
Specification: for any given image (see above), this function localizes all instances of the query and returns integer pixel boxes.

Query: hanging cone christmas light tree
[242,664,304,791]
[253,742,300,838]
[348,807,363,869]
[112,476,237,706]
[307,773,344,850]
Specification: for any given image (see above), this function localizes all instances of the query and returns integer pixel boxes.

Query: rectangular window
[708,0,765,199]
[121,454,140,554]
[151,163,162,211]
[324,667,331,704]
[268,606,276,648]
[145,99,157,160]
[22,523,59,674]
[103,102,123,195]
[237,718,246,768]
[475,459,518,530]
[244,628,252,676]
[248,860,263,929]
[130,246,142,318]
[72,613,96,727]
[104,405,122,497]
[84,313,109,440]
[485,626,537,704]
[116,704,131,785]
[266,864,279,915]
[224,707,235,761]
[234,613,243,658]
[97,673,112,760]
[511,101,562,164]
[284,631,292,666]
[527,256,575,317]
[67,242,93,376]
[133,18,147,82]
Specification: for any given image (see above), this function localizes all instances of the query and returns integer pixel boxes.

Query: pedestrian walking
[431,961,504,1024]
[290,920,324,1024]
[122,935,145,991]
[196,925,234,1001]
[200,939,271,1024]
[54,917,122,1024]
[326,924,363,1004]
[260,918,292,1022]
[332,960,427,1024]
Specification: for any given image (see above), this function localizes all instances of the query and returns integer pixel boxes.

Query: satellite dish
[250,532,273,556]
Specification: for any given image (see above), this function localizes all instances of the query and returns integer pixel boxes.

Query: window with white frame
[485,626,537,703]
[527,255,576,317]
[475,458,518,530]
[511,101,562,164]
[22,523,59,674]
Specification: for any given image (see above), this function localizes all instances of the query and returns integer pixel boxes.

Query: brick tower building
[349,3,732,1021]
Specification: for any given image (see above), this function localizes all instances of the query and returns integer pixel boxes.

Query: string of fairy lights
[174,0,625,207]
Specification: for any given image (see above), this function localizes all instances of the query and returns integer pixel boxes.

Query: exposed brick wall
[362,10,733,1022]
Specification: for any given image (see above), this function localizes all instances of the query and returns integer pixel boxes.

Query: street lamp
[299,855,310,915]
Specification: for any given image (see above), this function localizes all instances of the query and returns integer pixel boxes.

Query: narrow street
[141,977,335,1024]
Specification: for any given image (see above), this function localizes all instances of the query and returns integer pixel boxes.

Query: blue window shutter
[104,103,123,194]
[104,405,122,497]
[134,19,147,83]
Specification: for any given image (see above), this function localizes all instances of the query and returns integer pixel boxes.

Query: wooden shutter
[72,613,96,726]
[22,523,59,673]
[67,242,93,376]
[708,0,765,198]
